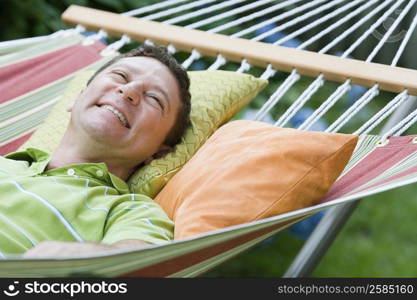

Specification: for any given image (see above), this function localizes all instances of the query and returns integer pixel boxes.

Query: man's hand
[23,240,149,258]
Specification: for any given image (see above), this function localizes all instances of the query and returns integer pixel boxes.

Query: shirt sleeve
[101,193,174,245]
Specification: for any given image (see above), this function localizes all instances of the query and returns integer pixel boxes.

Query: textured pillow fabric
[20,70,267,197]
[154,120,358,239]
[129,71,267,197]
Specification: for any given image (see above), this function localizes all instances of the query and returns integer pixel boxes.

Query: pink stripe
[0,132,34,156]
[0,41,105,103]
[321,135,417,202]
[350,162,417,195]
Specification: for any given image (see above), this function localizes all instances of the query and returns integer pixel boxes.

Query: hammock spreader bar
[62,5,417,95]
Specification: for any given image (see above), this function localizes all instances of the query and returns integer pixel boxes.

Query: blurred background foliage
[1,0,417,277]
[0,0,162,41]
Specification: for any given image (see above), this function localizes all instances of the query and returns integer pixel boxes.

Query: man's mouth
[100,105,130,128]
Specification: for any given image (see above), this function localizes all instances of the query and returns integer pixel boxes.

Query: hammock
[1,0,417,277]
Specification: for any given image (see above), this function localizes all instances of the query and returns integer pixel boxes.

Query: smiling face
[70,56,182,167]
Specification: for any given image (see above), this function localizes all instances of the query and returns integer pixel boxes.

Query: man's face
[70,56,182,164]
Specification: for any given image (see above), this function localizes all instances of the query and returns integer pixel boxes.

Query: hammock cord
[207,54,226,70]
[254,70,300,121]
[141,0,216,21]
[314,0,412,132]
[298,79,351,130]
[382,104,417,139]
[0,24,85,50]
[232,0,328,38]
[391,11,417,66]
[256,0,363,43]
[236,59,251,73]
[354,90,409,135]
[275,75,325,127]
[367,0,416,63]
[326,84,380,133]
[260,64,277,80]
[250,0,401,127]
[263,0,382,128]
[283,0,412,132]
[72,1,417,134]
[179,0,314,68]
[318,0,395,54]
[208,0,303,34]
[164,0,247,25]
[299,0,416,130]
[186,0,276,30]
[122,0,188,17]
[342,0,406,58]
[292,0,377,50]
[181,49,202,69]
[276,1,392,132]
[325,1,416,132]
[100,34,131,56]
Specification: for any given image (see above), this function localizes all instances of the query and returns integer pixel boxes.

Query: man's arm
[23,240,149,258]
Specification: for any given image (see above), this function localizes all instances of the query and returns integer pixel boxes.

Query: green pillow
[21,70,267,197]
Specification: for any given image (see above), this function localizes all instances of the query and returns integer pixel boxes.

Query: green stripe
[0,109,51,145]
[0,57,113,125]
[0,33,84,67]
[338,134,379,178]
[0,57,114,148]
[170,223,296,278]
[0,212,315,277]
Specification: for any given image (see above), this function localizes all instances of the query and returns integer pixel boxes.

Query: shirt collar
[5,148,130,194]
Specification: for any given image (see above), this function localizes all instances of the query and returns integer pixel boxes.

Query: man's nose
[117,81,142,105]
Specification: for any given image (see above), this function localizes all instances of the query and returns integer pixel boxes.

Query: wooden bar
[62,5,417,95]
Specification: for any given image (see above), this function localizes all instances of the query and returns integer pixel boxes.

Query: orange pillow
[155,120,358,239]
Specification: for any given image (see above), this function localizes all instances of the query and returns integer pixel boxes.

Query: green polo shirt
[0,148,174,256]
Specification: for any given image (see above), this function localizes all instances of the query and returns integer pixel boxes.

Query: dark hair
[88,45,191,148]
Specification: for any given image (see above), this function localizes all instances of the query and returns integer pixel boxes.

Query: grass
[202,183,417,277]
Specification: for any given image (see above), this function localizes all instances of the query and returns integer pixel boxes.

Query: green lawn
[203,183,417,277]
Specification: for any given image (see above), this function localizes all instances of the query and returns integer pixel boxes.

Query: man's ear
[143,145,174,165]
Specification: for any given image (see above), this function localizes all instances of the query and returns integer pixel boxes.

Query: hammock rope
[266,0,390,127]
[232,0,328,38]
[185,0,277,30]
[275,74,325,127]
[255,0,363,43]
[141,0,216,21]
[391,11,417,66]
[326,84,380,133]
[284,0,412,132]
[355,90,410,135]
[207,0,304,34]
[384,108,417,138]
[254,69,300,121]
[122,0,188,17]
[163,0,247,25]
[248,0,408,128]
[292,0,378,50]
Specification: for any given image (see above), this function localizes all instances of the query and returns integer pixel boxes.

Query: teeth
[102,105,129,128]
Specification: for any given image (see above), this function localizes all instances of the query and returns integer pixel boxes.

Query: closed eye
[146,93,164,110]
[112,71,127,81]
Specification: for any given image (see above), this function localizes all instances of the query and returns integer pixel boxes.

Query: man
[0,45,191,258]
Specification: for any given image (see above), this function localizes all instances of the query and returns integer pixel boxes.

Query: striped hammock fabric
[1,133,417,277]
[0,32,113,156]
[1,1,417,277]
